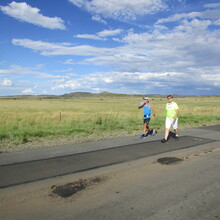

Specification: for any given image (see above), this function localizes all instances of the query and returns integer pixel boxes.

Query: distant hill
[60,92,96,98]
[0,92,143,99]
[1,92,217,99]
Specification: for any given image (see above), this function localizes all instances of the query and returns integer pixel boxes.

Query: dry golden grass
[0,96,219,147]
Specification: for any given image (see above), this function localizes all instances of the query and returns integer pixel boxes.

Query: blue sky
[0,0,220,96]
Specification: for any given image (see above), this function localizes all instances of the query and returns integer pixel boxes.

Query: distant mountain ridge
[0,92,216,99]
[0,92,141,99]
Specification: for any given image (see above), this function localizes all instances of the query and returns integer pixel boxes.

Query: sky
[0,0,220,96]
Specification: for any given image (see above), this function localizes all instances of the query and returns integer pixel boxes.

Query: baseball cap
[143,97,150,100]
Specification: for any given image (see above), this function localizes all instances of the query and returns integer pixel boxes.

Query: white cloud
[12,38,115,56]
[0,68,16,75]
[51,70,220,95]
[98,29,123,37]
[68,73,77,77]
[12,16,220,72]
[1,78,13,86]
[92,15,107,24]
[213,19,220,26]
[0,1,65,30]
[68,0,167,20]
[12,6,220,73]
[49,72,200,94]
[0,64,69,79]
[201,73,220,86]
[56,68,75,73]
[156,3,220,24]
[74,34,102,40]
[63,59,75,65]
[204,3,220,9]
[74,29,123,40]
[10,4,220,95]
[22,88,35,94]
[41,90,48,95]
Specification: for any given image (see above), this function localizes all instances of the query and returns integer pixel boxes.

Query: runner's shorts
[166,118,178,129]
[143,118,150,124]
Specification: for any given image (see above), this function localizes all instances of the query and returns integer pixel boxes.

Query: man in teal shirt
[161,95,179,143]
[138,97,156,139]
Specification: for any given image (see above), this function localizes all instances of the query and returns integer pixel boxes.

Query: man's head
[167,95,173,103]
[143,97,150,103]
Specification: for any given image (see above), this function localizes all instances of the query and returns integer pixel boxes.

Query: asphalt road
[0,125,220,220]
[0,136,216,188]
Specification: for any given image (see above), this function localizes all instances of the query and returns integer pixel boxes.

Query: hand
[172,115,177,119]
[138,101,145,108]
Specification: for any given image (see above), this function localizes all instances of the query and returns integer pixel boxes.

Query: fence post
[17,115,19,128]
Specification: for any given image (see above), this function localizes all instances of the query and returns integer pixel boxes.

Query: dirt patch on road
[50,177,104,198]
[157,157,184,165]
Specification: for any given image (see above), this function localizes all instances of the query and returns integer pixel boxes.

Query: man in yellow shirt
[161,95,179,143]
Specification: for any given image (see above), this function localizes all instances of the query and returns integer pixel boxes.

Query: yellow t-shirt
[166,102,179,119]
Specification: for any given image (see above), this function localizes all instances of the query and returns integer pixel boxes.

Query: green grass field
[0,96,220,147]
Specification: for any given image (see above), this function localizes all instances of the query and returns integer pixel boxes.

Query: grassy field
[0,96,220,148]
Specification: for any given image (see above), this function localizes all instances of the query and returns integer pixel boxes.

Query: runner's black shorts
[143,118,150,124]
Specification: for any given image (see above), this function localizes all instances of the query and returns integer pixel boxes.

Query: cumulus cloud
[68,0,167,20]
[98,29,123,37]
[51,70,220,95]
[1,78,13,86]
[204,3,220,9]
[12,4,220,73]
[22,88,35,94]
[12,15,220,72]
[0,1,65,30]
[92,15,107,24]
[74,34,102,40]
[156,3,220,24]
[10,2,220,95]
[74,29,123,40]
[12,38,116,56]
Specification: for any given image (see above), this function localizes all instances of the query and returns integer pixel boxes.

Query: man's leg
[144,119,151,135]
[146,123,152,135]
[161,118,171,143]
[173,119,179,140]
[165,118,172,140]
[174,128,179,136]
[143,123,147,135]
[140,123,147,138]
[165,128,170,140]
[174,129,179,140]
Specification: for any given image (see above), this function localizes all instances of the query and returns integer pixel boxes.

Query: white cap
[143,97,150,100]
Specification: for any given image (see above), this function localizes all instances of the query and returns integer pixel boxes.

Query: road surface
[0,125,220,219]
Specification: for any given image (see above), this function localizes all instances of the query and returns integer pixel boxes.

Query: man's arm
[173,109,179,119]
[150,105,156,119]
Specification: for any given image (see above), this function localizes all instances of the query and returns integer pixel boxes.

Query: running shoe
[140,134,146,139]
[161,138,168,143]
[150,129,157,136]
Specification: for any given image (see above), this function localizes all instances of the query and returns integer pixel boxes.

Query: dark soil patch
[50,177,103,198]
[157,157,183,165]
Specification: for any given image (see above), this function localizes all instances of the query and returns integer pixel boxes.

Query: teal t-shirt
[144,104,151,119]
